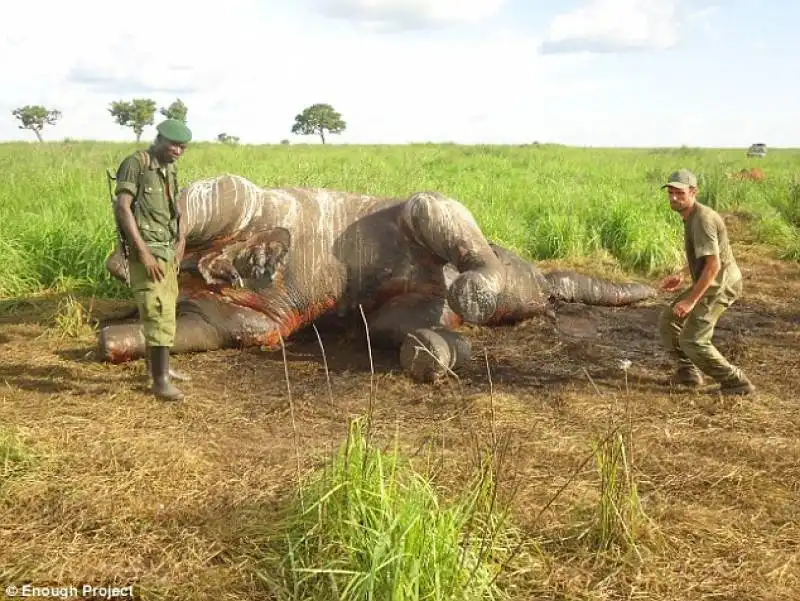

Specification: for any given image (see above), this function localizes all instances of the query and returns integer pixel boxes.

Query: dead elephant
[99,174,656,382]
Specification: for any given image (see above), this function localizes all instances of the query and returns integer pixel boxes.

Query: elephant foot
[98,323,146,363]
[447,270,500,324]
[399,328,471,383]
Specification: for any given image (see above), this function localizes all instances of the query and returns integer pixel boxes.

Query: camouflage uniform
[113,119,192,400]
[658,170,754,394]
[115,145,182,346]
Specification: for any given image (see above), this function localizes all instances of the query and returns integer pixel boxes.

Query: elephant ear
[233,227,292,285]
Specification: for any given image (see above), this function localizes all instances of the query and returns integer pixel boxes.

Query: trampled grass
[2,141,798,299]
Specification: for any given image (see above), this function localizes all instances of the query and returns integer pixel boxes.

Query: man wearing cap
[657,168,755,395]
[112,118,192,401]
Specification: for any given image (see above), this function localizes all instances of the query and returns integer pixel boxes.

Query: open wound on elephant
[196,227,291,289]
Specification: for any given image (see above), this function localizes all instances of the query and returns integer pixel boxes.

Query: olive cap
[156,119,192,143]
[661,169,698,189]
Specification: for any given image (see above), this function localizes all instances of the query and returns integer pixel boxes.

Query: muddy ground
[1,225,798,600]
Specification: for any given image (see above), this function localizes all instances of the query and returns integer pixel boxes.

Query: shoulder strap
[137,150,150,170]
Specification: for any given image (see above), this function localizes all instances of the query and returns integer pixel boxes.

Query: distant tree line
[10,99,347,145]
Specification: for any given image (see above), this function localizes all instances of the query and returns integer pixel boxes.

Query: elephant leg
[399,329,472,383]
[97,296,284,364]
[98,311,228,364]
[366,293,471,383]
[400,192,505,325]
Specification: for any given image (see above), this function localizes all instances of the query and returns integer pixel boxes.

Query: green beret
[156,119,192,143]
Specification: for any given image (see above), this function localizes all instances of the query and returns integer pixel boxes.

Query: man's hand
[672,298,695,319]
[660,273,683,292]
[140,249,164,282]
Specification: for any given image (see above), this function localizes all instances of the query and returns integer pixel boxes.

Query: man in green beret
[112,118,193,401]
[658,168,755,396]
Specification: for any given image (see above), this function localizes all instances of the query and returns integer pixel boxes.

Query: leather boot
[719,368,756,396]
[145,345,191,382]
[674,365,704,387]
[149,346,184,401]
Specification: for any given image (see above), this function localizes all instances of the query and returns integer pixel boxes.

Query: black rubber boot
[145,345,191,382]
[149,346,184,401]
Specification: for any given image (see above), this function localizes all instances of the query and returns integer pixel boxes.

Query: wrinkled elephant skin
[98,175,656,382]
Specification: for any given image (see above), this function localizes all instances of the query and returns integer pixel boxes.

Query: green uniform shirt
[683,202,738,287]
[114,148,180,263]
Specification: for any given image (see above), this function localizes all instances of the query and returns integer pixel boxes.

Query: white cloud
[539,0,683,54]
[315,0,507,31]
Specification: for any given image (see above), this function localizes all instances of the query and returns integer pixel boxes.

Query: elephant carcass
[98,174,656,381]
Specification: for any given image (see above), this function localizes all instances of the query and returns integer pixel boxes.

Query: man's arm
[684,254,720,305]
[672,218,721,317]
[687,216,722,304]
[114,156,164,281]
[115,192,165,281]
[115,192,150,259]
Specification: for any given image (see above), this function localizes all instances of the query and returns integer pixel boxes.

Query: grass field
[1,142,799,600]
[1,141,799,298]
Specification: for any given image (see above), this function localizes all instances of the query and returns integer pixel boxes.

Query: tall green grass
[2,141,798,298]
[253,418,516,600]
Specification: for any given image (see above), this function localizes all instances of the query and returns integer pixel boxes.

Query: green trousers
[658,267,748,385]
[128,257,178,348]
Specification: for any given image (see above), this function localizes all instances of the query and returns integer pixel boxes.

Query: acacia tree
[11,105,62,142]
[217,132,239,144]
[160,98,188,122]
[109,98,157,142]
[290,103,346,144]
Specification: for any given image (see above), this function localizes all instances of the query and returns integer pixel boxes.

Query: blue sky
[1,0,797,147]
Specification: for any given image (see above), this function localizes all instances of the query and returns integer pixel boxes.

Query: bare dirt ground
[1,222,798,600]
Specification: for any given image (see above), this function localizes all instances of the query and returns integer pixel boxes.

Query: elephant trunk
[544,270,656,306]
